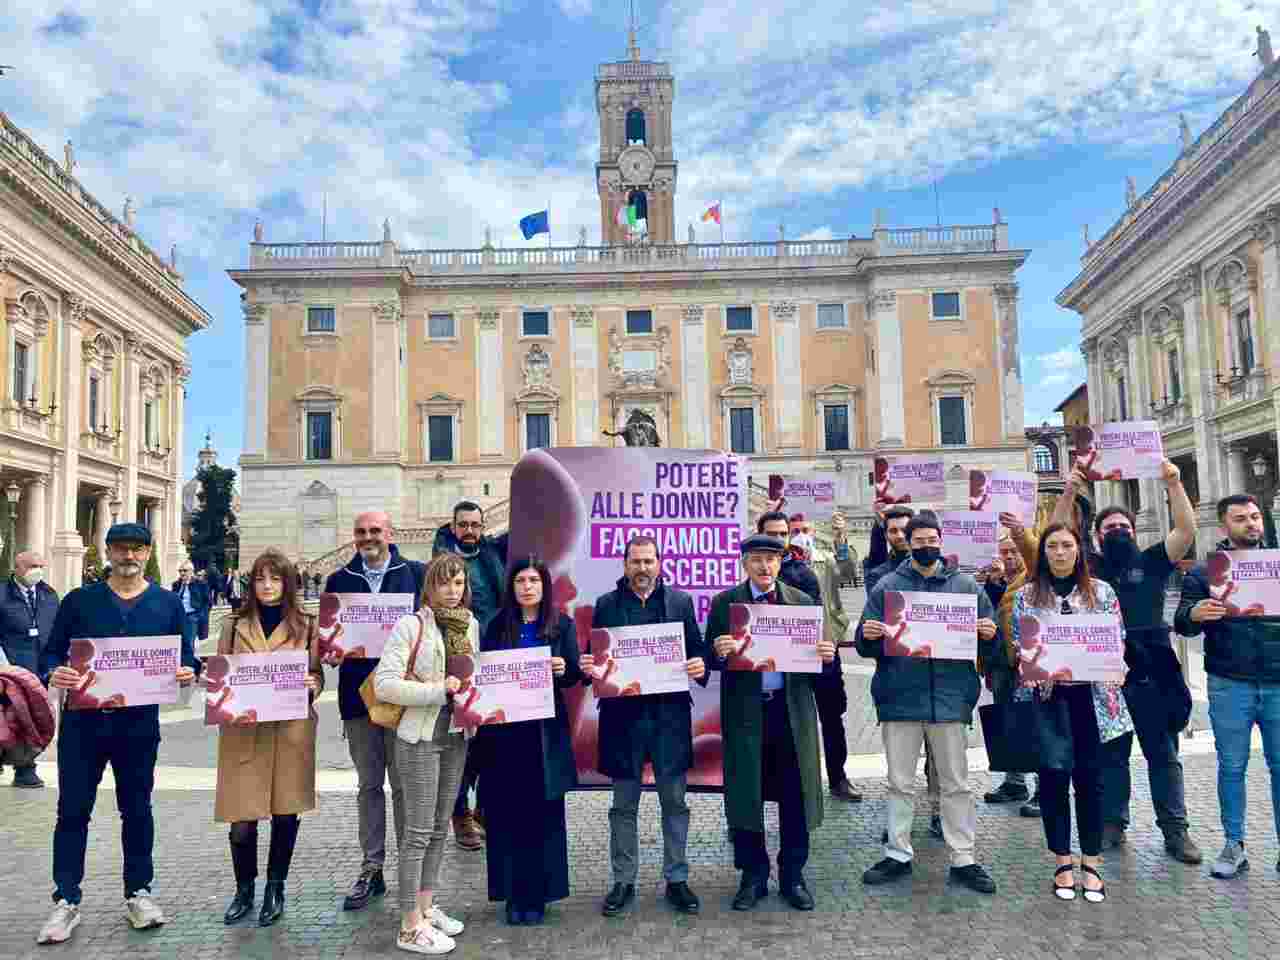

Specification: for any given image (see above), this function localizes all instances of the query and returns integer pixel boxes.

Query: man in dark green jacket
[855,514,999,894]
[707,534,836,913]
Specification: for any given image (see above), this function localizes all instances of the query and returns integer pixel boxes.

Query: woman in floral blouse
[1012,522,1133,903]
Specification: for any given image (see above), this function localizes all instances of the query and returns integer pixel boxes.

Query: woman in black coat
[475,555,583,926]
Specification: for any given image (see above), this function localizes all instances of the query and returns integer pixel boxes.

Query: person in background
[172,563,211,668]
[36,523,197,945]
[1176,494,1280,880]
[323,511,426,912]
[432,500,509,852]
[981,520,1039,815]
[215,549,323,929]
[475,556,583,926]
[375,553,478,955]
[856,514,999,894]
[1050,459,1201,864]
[1012,522,1132,903]
[0,551,59,787]
[227,568,244,612]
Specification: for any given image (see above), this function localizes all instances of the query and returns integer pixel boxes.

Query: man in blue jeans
[170,563,210,664]
[1176,493,1280,879]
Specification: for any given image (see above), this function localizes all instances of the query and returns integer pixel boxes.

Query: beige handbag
[359,612,425,730]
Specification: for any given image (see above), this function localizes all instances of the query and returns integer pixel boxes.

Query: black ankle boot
[224,883,255,924]
[259,882,285,927]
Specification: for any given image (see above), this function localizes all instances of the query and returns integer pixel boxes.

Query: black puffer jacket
[1175,538,1280,683]
[856,558,996,723]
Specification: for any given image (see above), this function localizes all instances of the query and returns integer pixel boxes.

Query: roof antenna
[628,0,640,60]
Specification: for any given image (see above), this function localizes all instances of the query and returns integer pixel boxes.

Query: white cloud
[1039,347,1084,372]
[557,0,594,17]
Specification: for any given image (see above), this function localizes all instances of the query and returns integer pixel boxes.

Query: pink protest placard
[586,622,688,699]
[1073,421,1164,480]
[940,511,1000,570]
[874,456,946,505]
[1204,549,1280,617]
[63,635,181,710]
[970,469,1038,525]
[451,645,555,733]
[316,593,415,660]
[774,474,837,521]
[725,603,823,674]
[1015,611,1125,683]
[203,651,310,726]
[880,591,977,661]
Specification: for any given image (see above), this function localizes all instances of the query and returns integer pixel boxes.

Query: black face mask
[1101,529,1137,566]
[911,546,942,568]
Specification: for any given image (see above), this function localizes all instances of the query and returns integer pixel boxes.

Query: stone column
[1255,206,1280,373]
[872,291,905,447]
[95,491,111,558]
[52,295,87,591]
[372,298,404,457]
[122,335,143,521]
[1173,266,1220,553]
[242,302,269,458]
[1128,310,1163,539]
[994,283,1024,440]
[1226,445,1248,496]
[25,475,47,557]
[771,301,803,450]
[572,307,603,446]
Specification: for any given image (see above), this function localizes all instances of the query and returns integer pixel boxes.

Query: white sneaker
[425,904,465,936]
[36,900,81,944]
[124,890,167,930]
[397,925,456,955]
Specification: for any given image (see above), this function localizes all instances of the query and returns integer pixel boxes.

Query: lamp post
[0,481,21,579]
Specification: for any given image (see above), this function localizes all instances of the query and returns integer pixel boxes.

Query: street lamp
[1251,453,1269,480]
[0,481,21,579]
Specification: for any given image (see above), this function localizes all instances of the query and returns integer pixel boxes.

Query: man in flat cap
[36,523,197,945]
[706,534,836,912]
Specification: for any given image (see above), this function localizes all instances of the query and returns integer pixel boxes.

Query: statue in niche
[1257,25,1275,67]
[602,408,661,447]
[727,337,753,385]
[523,343,551,389]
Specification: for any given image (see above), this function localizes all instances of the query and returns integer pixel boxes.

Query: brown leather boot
[452,812,483,850]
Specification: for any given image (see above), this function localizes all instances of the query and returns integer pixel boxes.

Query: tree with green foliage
[82,543,103,583]
[144,550,162,583]
[188,463,238,572]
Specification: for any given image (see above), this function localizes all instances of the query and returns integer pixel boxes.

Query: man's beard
[630,573,653,591]
[116,561,142,576]
[1236,534,1263,548]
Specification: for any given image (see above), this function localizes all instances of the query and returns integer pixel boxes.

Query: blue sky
[2,1,1274,480]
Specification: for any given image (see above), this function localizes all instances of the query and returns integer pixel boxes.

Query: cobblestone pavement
[2,747,1276,959]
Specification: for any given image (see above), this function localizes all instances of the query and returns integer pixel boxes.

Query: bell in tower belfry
[595,18,677,246]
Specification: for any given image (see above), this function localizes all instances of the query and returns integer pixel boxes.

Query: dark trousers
[1100,674,1187,833]
[229,815,301,885]
[1038,684,1105,857]
[815,648,849,786]
[453,747,481,818]
[730,695,809,884]
[53,711,160,904]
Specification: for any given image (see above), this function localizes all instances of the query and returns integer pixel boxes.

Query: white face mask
[790,533,815,557]
[20,568,44,587]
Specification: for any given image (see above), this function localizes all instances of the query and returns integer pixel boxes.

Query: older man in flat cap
[706,533,836,912]
[36,523,197,945]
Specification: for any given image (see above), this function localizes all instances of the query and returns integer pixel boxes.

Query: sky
[2,1,1275,480]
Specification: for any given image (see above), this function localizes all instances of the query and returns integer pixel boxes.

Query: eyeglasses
[455,521,484,531]
[112,544,149,556]
[354,527,384,537]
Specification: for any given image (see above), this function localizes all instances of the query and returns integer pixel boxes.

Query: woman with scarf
[1011,522,1133,903]
[475,556,583,925]
[374,553,478,955]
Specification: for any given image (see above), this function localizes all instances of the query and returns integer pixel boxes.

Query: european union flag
[519,209,550,240]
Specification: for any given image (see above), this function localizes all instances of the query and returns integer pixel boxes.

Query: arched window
[626,108,646,145]
[628,189,648,223]
[1033,443,1056,474]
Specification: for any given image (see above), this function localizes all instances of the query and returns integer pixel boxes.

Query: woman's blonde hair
[422,553,471,610]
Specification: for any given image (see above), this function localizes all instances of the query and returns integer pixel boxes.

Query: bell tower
[595,15,676,245]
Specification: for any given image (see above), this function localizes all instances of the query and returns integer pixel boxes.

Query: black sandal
[1052,864,1076,900]
[1081,864,1106,903]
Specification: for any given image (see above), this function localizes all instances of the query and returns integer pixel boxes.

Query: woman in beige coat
[213,548,323,928]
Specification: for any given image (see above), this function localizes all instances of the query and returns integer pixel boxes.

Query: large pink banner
[1015,611,1125,682]
[203,651,310,725]
[1073,421,1164,480]
[64,636,181,710]
[725,603,823,673]
[508,447,745,789]
[1204,549,1280,617]
[881,591,977,661]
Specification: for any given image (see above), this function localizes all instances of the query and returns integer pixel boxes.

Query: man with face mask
[0,551,59,787]
[1051,458,1200,863]
[1176,494,1280,879]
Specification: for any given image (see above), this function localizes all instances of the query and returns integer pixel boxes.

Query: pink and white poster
[203,651,310,725]
[880,591,977,661]
[63,635,181,710]
[1015,611,1125,683]
[1073,421,1164,480]
[725,603,824,673]
[1204,549,1280,617]
[586,623,689,698]
[970,469,1038,525]
[316,593,415,660]
[940,511,1000,570]
[450,646,555,733]
[767,473,837,521]
[874,456,946,505]
[507,447,745,788]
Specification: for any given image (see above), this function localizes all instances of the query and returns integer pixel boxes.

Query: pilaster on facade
[872,290,904,448]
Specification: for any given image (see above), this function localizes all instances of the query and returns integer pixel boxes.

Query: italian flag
[701,202,721,224]
[616,204,638,227]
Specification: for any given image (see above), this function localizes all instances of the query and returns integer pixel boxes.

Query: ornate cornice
[571,306,594,328]
[242,301,267,325]
[771,300,797,322]
[476,309,499,330]
[373,299,402,323]
[681,304,703,325]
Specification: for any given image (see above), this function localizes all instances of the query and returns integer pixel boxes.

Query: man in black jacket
[864,506,915,597]
[856,514,998,894]
[171,562,210,666]
[1176,493,1280,879]
[322,510,425,911]
[582,535,708,917]
[0,551,59,786]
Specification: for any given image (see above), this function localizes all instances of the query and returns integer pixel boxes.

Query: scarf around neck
[432,605,472,655]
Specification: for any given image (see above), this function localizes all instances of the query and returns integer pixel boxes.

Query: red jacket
[0,667,56,753]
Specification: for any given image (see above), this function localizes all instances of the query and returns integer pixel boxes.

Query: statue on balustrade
[1257,25,1274,67]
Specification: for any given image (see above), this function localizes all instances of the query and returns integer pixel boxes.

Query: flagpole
[720,198,724,245]
[547,202,551,249]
